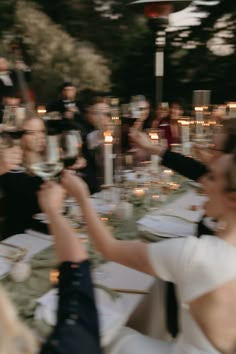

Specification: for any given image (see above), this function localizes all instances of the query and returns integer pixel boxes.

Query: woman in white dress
[61,149,236,354]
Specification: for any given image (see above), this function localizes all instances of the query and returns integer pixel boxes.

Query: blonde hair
[22,115,44,128]
[0,285,37,354]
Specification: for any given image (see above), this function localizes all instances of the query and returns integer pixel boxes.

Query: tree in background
[165,0,236,104]
[0,0,111,103]
[0,0,236,105]
[30,0,151,102]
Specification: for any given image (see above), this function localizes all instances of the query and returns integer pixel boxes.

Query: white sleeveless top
[148,235,236,353]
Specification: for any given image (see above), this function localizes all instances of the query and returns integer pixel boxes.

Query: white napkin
[138,215,196,238]
[35,288,124,346]
[0,234,52,278]
[137,190,206,237]
[2,234,52,261]
[0,258,11,279]
[158,190,206,223]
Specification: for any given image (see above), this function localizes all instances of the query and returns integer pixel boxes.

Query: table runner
[0,178,190,339]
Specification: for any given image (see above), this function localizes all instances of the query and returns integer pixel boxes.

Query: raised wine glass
[2,105,26,173]
[60,130,83,216]
[60,130,83,169]
[30,135,63,181]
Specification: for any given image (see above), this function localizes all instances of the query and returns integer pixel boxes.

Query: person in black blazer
[47,82,82,128]
[0,57,31,103]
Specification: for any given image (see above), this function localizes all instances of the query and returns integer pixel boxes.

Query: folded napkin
[137,215,196,238]
[35,288,124,346]
[158,190,207,223]
[158,208,204,224]
[3,233,52,260]
[0,234,52,278]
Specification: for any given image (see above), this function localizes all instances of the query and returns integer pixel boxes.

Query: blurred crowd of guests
[0,56,228,238]
[2,56,236,354]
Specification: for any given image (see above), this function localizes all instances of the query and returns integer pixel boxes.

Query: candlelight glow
[133,188,145,197]
[149,132,159,140]
[178,120,190,125]
[163,169,173,175]
[37,106,47,115]
[50,269,59,285]
[228,103,236,109]
[104,132,113,143]
[194,107,204,112]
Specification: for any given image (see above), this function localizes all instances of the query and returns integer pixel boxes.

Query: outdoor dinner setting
[0,0,236,353]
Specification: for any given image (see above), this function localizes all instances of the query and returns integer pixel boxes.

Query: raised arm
[61,171,156,276]
[37,182,87,263]
[129,129,208,181]
[129,129,166,157]
[38,182,101,354]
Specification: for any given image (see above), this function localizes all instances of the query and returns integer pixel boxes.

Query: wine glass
[30,135,63,181]
[60,130,83,169]
[60,130,83,212]
[2,105,26,173]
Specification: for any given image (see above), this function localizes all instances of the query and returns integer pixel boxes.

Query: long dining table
[0,179,204,347]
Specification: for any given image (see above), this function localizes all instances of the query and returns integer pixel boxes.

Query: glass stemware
[60,130,83,208]
[30,135,63,181]
[2,105,26,173]
[60,130,83,169]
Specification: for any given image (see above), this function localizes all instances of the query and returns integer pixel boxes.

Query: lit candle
[148,130,160,172]
[50,269,59,285]
[37,105,47,117]
[168,182,180,191]
[179,119,190,155]
[151,194,160,201]
[228,103,236,118]
[133,188,145,198]
[104,132,113,186]
[163,169,173,183]
[195,107,204,136]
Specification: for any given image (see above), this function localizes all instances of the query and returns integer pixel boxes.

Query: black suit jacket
[47,99,81,117]
[0,70,31,101]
